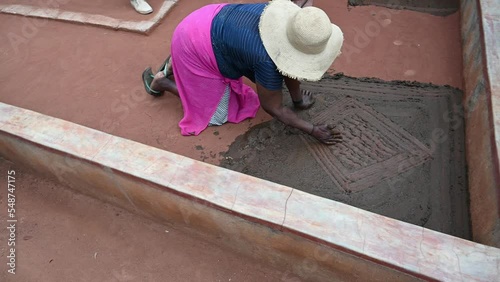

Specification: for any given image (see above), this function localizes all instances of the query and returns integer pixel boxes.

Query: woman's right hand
[311,124,343,145]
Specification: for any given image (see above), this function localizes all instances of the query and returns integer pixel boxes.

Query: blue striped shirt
[211,4,284,91]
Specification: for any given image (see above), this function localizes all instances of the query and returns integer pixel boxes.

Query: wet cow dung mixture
[221,75,470,239]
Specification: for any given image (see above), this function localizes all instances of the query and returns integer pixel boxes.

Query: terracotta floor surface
[0,158,298,282]
[0,1,466,280]
[0,0,463,165]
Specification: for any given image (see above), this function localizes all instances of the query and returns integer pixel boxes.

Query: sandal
[142,67,163,97]
[158,55,173,77]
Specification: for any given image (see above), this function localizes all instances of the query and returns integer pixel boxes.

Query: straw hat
[259,0,344,81]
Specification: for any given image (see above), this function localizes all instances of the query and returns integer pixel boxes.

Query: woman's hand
[293,89,315,110]
[284,77,315,110]
[311,124,342,145]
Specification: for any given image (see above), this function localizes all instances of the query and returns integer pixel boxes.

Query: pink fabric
[171,4,261,136]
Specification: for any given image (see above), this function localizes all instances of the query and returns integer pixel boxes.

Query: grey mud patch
[220,75,470,239]
[348,0,459,16]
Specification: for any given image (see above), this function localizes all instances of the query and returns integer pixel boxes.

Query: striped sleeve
[254,60,284,91]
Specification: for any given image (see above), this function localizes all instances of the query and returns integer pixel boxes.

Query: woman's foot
[151,71,179,97]
[158,55,173,77]
[150,71,165,93]
[142,67,163,97]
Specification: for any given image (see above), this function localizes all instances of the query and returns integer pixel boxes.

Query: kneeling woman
[142,0,343,145]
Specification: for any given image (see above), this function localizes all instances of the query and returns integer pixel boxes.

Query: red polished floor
[0,0,463,164]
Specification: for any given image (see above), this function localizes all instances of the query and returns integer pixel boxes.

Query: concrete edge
[459,0,500,247]
[478,0,500,212]
[0,0,177,34]
[0,102,498,281]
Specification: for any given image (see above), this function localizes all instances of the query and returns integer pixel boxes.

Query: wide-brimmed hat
[259,0,343,81]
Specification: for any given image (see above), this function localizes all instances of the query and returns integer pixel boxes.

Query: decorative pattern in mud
[300,98,431,192]
[221,75,469,239]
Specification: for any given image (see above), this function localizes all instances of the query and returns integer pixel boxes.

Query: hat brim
[259,0,343,81]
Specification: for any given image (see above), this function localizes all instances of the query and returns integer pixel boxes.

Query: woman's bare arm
[256,83,342,145]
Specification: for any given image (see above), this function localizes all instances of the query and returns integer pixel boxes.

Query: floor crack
[281,189,294,229]
[419,227,425,258]
[91,135,113,161]
[452,247,464,281]
[230,183,242,211]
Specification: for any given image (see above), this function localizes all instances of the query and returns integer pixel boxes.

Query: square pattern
[300,98,431,192]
